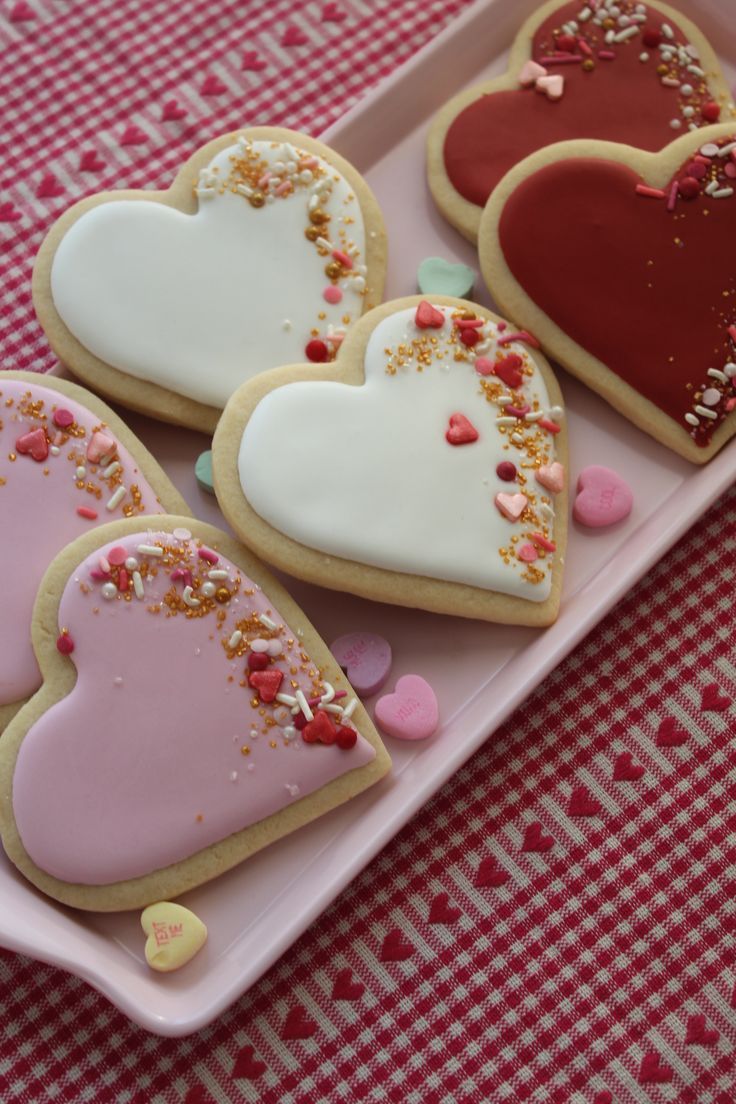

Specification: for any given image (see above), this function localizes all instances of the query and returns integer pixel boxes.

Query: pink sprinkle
[687,160,707,180]
[53,408,74,429]
[498,330,540,349]
[86,430,115,464]
[198,548,219,564]
[327,331,345,346]
[331,249,353,269]
[90,568,110,580]
[635,184,666,199]
[517,544,538,563]
[107,546,127,566]
[323,285,343,304]
[666,180,679,212]
[98,556,111,573]
[455,317,484,329]
[539,54,583,64]
[577,38,593,57]
[257,172,271,189]
[694,155,711,165]
[53,431,65,446]
[171,567,193,587]
[726,398,736,411]
[725,162,736,179]
[77,506,98,520]
[539,418,562,435]
[56,633,75,655]
[598,49,616,59]
[497,321,507,332]
[531,532,557,552]
[118,568,129,592]
[474,357,495,376]
[300,157,319,169]
[506,404,530,418]
[274,179,292,196]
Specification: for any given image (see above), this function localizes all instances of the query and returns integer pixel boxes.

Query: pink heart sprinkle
[536,73,564,100]
[535,461,565,494]
[574,465,633,528]
[374,675,439,742]
[86,430,115,463]
[494,492,528,521]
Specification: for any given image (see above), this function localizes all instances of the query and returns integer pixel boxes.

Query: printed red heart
[638,1051,673,1084]
[36,173,64,199]
[10,1,35,21]
[414,300,445,329]
[322,2,346,20]
[78,150,105,172]
[281,25,308,47]
[442,2,726,213]
[120,124,148,146]
[281,1005,317,1040]
[593,1093,613,1104]
[241,50,267,70]
[331,968,365,1000]
[0,202,21,222]
[161,100,188,121]
[184,1087,215,1104]
[701,683,731,712]
[493,146,736,449]
[248,667,283,703]
[380,928,414,962]
[201,74,227,96]
[567,785,601,818]
[685,1013,719,1045]
[521,821,553,853]
[15,427,49,462]
[493,353,524,389]
[656,716,687,748]
[428,892,461,924]
[474,855,510,888]
[612,751,644,782]
[445,412,478,445]
[232,1045,266,1080]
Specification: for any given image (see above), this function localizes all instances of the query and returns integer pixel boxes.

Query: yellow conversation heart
[141,901,207,973]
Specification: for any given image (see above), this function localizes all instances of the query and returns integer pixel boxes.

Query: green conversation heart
[417,256,476,299]
[195,449,215,495]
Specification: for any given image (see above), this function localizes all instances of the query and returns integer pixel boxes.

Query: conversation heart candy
[330,631,392,697]
[195,449,215,495]
[417,256,476,299]
[573,466,633,528]
[141,901,207,972]
[374,675,439,742]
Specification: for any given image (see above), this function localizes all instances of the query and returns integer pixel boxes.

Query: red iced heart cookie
[482,127,736,461]
[445,412,479,445]
[574,466,633,528]
[428,0,735,241]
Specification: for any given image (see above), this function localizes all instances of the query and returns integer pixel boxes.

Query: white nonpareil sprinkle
[228,630,243,649]
[132,571,144,600]
[496,416,517,426]
[685,412,700,426]
[525,410,544,422]
[258,613,278,630]
[50,445,60,456]
[208,568,230,579]
[320,682,335,704]
[704,180,719,195]
[724,363,736,378]
[101,582,118,601]
[200,581,217,597]
[707,368,728,383]
[182,585,201,608]
[511,433,525,446]
[679,83,693,96]
[612,24,638,41]
[276,692,298,707]
[102,461,121,478]
[712,188,734,199]
[137,544,163,556]
[694,405,718,420]
[639,52,649,62]
[75,465,86,480]
[661,22,674,38]
[700,142,720,157]
[717,142,736,158]
[686,64,705,77]
[250,638,270,653]
[701,388,721,407]
[669,119,681,129]
[125,556,138,571]
[106,485,126,511]
[342,698,357,720]
[295,689,313,722]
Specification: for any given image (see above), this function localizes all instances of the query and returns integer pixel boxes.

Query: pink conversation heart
[330,631,392,697]
[374,675,439,742]
[574,465,633,528]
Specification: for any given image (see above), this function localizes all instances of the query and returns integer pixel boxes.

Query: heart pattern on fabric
[488,133,736,456]
[434,0,733,228]
[228,302,565,612]
[44,132,380,412]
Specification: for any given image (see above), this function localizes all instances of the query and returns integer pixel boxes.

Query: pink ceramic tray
[2,0,735,1037]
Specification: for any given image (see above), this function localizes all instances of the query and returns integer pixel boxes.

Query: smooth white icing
[50,139,367,409]
[238,306,560,601]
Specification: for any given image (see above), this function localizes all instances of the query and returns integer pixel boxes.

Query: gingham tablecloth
[1,2,735,1101]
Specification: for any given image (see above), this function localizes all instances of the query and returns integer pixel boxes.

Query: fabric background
[1,2,734,1101]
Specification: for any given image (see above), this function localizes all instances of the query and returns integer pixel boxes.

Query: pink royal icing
[0,380,164,707]
[12,530,375,884]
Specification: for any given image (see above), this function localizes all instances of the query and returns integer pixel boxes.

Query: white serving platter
[1,0,734,1036]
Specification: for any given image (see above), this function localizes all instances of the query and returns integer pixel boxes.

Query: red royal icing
[443,0,728,210]
[497,151,736,446]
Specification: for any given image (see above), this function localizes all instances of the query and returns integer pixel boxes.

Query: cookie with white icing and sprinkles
[32,127,387,432]
[212,296,568,627]
[427,0,735,243]
[479,123,736,462]
[0,516,390,911]
[0,372,189,733]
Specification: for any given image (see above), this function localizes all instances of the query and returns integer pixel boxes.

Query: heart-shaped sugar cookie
[427,0,735,242]
[141,902,207,972]
[480,125,736,462]
[0,518,390,910]
[33,128,387,432]
[0,373,188,734]
[213,296,568,626]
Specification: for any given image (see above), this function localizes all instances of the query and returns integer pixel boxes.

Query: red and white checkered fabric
[1,2,735,1102]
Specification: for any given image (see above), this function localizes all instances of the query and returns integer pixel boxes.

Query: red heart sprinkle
[248,668,283,703]
[302,710,337,745]
[493,354,524,389]
[446,412,479,445]
[414,300,445,329]
[15,427,49,462]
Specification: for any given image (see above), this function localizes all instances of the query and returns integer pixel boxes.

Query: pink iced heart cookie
[330,632,392,697]
[0,373,187,733]
[573,465,633,528]
[214,297,568,627]
[0,519,390,910]
[34,127,387,432]
[374,675,439,742]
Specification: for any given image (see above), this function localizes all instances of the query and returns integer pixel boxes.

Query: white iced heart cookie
[213,297,568,626]
[32,128,387,432]
[0,517,390,911]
